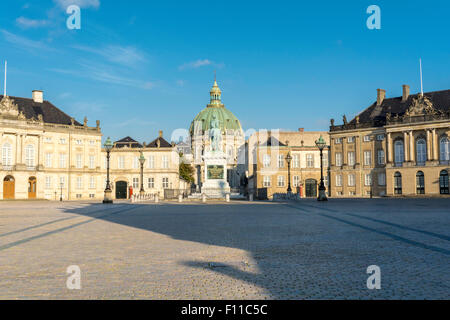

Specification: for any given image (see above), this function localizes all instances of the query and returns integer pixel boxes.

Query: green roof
[189,106,242,135]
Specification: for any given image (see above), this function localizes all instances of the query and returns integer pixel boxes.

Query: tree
[179,153,195,183]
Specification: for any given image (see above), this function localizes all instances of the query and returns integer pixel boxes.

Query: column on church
[432,129,438,161]
[387,132,393,163]
[403,132,409,162]
[426,130,432,161]
[409,131,415,163]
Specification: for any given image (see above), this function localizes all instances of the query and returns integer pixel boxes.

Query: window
[335,152,342,166]
[292,154,300,168]
[348,174,355,186]
[89,140,95,146]
[148,177,154,189]
[44,137,52,143]
[277,175,285,187]
[263,154,271,168]
[89,176,96,189]
[45,176,52,189]
[132,157,139,169]
[148,155,155,169]
[75,139,82,145]
[278,155,284,168]
[364,151,371,166]
[365,174,372,186]
[162,177,169,189]
[336,174,343,187]
[348,136,355,143]
[76,154,82,169]
[440,137,449,163]
[263,176,271,187]
[348,152,355,166]
[59,154,67,168]
[440,170,449,194]
[133,177,139,189]
[416,139,427,165]
[118,156,125,169]
[306,154,314,168]
[378,173,386,186]
[335,138,342,144]
[322,155,328,168]
[363,135,371,142]
[376,134,385,141]
[162,155,169,169]
[25,145,35,167]
[377,150,385,165]
[89,156,95,169]
[2,143,12,166]
[45,153,52,168]
[394,140,404,165]
[60,138,67,144]
[76,177,83,189]
[416,171,425,194]
[293,175,300,187]
[324,175,329,187]
[394,172,402,195]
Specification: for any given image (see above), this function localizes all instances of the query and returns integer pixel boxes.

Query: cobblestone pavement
[0,198,449,299]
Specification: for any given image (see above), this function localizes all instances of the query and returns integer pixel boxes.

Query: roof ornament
[343,115,348,125]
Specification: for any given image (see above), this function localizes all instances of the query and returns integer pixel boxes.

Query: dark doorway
[28,176,37,199]
[115,181,128,199]
[440,170,449,194]
[305,179,317,197]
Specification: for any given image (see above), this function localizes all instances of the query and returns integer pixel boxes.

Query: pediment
[0,96,20,118]
[405,95,438,116]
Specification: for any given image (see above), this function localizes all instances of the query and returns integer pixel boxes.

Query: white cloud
[53,0,100,9]
[179,59,224,70]
[1,30,52,51]
[16,17,50,28]
[71,45,147,68]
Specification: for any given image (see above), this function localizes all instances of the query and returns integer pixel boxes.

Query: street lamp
[103,137,113,204]
[139,151,146,196]
[285,151,292,194]
[315,135,328,201]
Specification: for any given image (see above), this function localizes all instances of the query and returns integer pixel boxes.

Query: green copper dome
[189,80,242,135]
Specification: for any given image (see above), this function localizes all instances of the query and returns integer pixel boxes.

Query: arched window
[2,143,12,166]
[440,136,450,163]
[416,139,427,165]
[394,140,404,166]
[25,145,35,167]
[394,172,402,195]
[416,171,425,194]
[440,170,449,194]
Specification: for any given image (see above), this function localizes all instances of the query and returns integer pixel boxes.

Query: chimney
[402,85,410,102]
[159,130,163,138]
[377,89,386,106]
[32,90,43,103]
[298,128,304,132]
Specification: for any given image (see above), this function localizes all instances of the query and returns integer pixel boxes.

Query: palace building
[247,129,330,200]
[0,90,183,200]
[329,86,450,197]
[189,79,245,192]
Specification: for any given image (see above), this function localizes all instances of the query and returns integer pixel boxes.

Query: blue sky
[1,0,449,143]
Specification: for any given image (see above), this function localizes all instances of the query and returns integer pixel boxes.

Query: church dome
[189,79,242,136]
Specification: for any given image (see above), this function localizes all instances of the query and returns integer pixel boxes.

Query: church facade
[189,79,245,192]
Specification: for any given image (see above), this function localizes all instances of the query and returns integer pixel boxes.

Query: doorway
[28,177,37,199]
[115,181,128,199]
[3,176,15,199]
[305,179,317,197]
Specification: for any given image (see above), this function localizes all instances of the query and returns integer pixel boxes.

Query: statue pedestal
[202,150,230,199]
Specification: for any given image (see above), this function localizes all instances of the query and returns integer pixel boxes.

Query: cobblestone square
[0,199,449,299]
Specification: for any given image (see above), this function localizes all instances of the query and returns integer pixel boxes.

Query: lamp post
[139,151,146,196]
[315,135,328,201]
[103,137,113,204]
[285,151,292,194]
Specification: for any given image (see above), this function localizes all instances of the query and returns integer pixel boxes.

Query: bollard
[178,194,183,203]
[202,194,206,203]
[226,193,230,203]
[249,194,254,202]
[155,194,159,203]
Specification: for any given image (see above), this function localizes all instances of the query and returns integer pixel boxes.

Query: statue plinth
[201,150,230,199]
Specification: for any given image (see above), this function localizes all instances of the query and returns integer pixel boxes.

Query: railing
[2,165,14,171]
[164,188,192,200]
[131,193,158,203]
